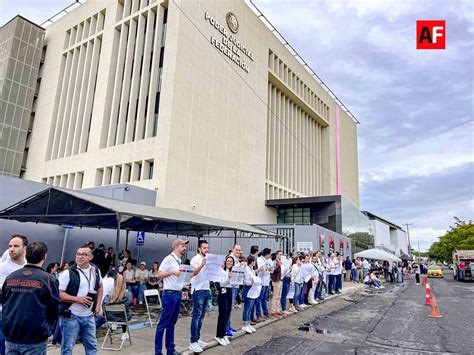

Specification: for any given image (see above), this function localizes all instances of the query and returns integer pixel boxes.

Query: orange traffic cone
[428,295,442,318]
[422,276,427,286]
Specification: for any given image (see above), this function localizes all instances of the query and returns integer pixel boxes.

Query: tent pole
[125,230,130,251]
[115,213,121,267]
[60,228,69,265]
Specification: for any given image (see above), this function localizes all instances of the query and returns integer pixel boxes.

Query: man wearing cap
[188,240,209,353]
[155,239,188,355]
[135,261,149,305]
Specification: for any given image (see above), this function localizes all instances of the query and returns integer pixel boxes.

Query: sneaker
[121,332,129,341]
[249,325,257,332]
[229,327,238,332]
[139,301,143,305]
[197,339,208,348]
[189,342,203,353]
[215,337,227,346]
[311,300,319,305]
[224,336,230,345]
[226,330,233,337]
[242,326,253,334]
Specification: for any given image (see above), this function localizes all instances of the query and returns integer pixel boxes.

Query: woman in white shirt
[242,255,259,334]
[290,256,303,311]
[123,261,138,302]
[215,255,235,346]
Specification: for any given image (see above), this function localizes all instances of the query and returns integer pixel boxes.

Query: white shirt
[59,265,103,317]
[101,276,115,304]
[362,260,370,269]
[364,274,370,283]
[0,250,9,263]
[0,258,26,287]
[243,265,255,286]
[257,256,271,286]
[190,254,210,292]
[159,253,184,291]
[123,269,136,283]
[291,264,302,284]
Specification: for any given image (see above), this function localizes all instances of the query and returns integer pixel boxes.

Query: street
[203,272,474,354]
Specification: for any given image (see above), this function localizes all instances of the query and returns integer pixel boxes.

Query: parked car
[427,265,444,278]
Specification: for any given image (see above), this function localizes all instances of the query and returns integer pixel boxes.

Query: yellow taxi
[427,265,444,278]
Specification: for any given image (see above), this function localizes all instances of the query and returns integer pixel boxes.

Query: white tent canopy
[354,248,402,263]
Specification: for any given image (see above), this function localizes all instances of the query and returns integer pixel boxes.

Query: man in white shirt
[255,248,273,320]
[362,258,370,280]
[155,239,188,355]
[189,240,209,353]
[0,235,28,354]
[58,245,103,355]
[327,253,336,295]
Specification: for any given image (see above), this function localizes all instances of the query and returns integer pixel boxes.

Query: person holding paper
[242,255,259,334]
[215,255,235,346]
[155,239,188,355]
[188,240,209,353]
[280,254,292,315]
[255,248,273,321]
[226,244,242,336]
[290,256,303,312]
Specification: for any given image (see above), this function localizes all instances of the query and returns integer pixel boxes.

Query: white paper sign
[287,282,295,299]
[230,265,245,285]
[301,264,314,283]
[247,276,262,299]
[177,265,194,285]
[202,253,226,282]
[297,242,313,254]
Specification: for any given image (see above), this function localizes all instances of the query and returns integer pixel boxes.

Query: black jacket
[2,264,59,344]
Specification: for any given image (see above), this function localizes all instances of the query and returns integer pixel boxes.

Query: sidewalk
[48,281,363,354]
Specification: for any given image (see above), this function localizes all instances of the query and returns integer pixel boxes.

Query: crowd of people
[0,234,399,355]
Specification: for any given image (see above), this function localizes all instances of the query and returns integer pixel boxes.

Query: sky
[1,0,472,252]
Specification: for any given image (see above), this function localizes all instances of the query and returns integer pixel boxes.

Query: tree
[428,218,474,262]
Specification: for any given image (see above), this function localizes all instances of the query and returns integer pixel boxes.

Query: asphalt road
[204,271,474,354]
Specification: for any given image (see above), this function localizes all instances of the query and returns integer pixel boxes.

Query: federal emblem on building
[226,12,239,33]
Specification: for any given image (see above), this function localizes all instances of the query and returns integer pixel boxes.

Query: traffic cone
[428,295,442,318]
[422,276,427,286]
[425,284,431,306]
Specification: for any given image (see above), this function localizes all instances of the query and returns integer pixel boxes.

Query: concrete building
[4,0,360,226]
[363,211,408,256]
[0,16,44,176]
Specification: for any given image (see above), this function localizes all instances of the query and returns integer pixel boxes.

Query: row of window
[117,0,158,21]
[268,50,329,121]
[277,207,311,224]
[42,171,84,189]
[94,159,154,186]
[64,10,106,50]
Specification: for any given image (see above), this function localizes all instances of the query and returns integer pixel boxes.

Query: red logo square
[417,20,446,49]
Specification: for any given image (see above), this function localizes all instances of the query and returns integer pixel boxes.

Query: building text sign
[204,12,254,73]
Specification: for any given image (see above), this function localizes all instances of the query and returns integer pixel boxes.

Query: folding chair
[101,304,132,351]
[144,289,162,327]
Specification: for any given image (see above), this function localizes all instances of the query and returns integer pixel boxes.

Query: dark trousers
[155,290,181,355]
[415,273,420,283]
[328,275,335,294]
[336,274,342,291]
[216,289,233,338]
[281,277,291,311]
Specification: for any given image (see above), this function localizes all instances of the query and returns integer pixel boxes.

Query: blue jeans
[299,282,306,305]
[190,290,210,343]
[328,275,335,293]
[363,268,369,280]
[351,269,357,283]
[138,283,147,303]
[281,277,290,311]
[60,315,97,355]
[0,329,5,355]
[315,280,322,299]
[255,286,269,318]
[293,283,302,305]
[242,286,256,322]
[336,274,342,291]
[5,340,47,355]
[459,269,465,279]
[127,284,139,300]
[226,287,238,332]
[155,290,181,354]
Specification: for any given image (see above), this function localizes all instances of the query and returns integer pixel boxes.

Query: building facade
[5,0,360,226]
[0,16,44,176]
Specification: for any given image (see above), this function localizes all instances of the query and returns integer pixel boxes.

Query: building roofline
[362,211,404,231]
[1,15,45,31]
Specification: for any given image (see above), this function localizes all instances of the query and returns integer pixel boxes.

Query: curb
[181,285,361,354]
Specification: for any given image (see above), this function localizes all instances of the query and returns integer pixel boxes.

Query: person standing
[92,244,108,276]
[189,240,210,353]
[335,254,343,294]
[255,248,272,321]
[344,256,352,281]
[155,239,188,355]
[58,245,103,355]
[0,234,28,354]
[459,261,466,280]
[226,244,242,336]
[241,256,258,334]
[362,258,370,280]
[413,263,421,284]
[215,255,234,346]
[327,253,336,295]
[2,242,58,355]
[270,251,284,317]
[290,256,303,311]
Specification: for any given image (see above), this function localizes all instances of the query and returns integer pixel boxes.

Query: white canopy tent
[354,248,402,263]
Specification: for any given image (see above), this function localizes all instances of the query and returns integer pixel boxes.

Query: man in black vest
[58,245,103,355]
[2,242,59,354]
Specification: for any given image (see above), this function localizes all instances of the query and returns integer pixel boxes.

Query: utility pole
[404,223,413,255]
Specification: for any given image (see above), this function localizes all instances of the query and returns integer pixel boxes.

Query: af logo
[417,20,446,49]
[226,12,239,33]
